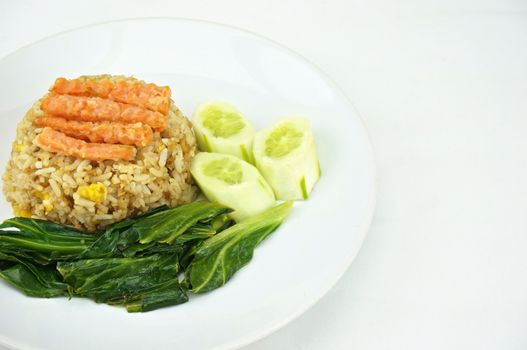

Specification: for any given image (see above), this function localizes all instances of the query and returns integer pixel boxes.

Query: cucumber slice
[191,152,275,221]
[253,117,320,200]
[192,101,256,163]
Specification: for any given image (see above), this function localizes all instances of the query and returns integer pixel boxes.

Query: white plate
[0,18,375,350]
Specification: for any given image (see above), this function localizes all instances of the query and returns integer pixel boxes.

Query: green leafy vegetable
[187,201,293,293]
[0,200,293,312]
[57,253,187,311]
[0,218,96,264]
[125,278,188,312]
[0,251,68,295]
[0,263,68,297]
[78,205,175,259]
[135,200,231,244]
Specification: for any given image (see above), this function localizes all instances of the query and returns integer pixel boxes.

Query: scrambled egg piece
[42,199,53,212]
[13,142,24,153]
[13,204,31,218]
[78,183,107,203]
[31,190,47,200]
[31,190,54,212]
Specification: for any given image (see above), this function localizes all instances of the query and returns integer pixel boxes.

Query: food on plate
[187,200,293,293]
[192,101,255,163]
[253,116,321,200]
[51,76,171,114]
[34,117,154,147]
[0,79,319,313]
[41,93,168,131]
[35,127,137,161]
[0,200,291,312]
[191,152,275,221]
[58,253,187,313]
[2,75,196,231]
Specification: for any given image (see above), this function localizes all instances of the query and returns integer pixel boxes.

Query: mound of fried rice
[2,75,197,231]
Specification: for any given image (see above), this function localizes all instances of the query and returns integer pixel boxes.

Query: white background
[1,0,527,349]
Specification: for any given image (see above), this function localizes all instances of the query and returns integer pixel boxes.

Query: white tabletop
[1,1,526,349]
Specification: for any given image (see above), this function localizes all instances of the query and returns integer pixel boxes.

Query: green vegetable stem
[187,201,293,293]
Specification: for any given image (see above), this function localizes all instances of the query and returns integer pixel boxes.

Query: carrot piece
[34,117,154,147]
[41,94,168,132]
[34,127,136,161]
[52,77,171,114]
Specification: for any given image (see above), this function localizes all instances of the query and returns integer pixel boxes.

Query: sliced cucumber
[191,152,275,221]
[192,101,256,163]
[253,117,320,200]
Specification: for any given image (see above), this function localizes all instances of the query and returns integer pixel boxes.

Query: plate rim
[0,17,377,350]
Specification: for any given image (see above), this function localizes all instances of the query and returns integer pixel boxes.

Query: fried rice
[2,75,197,231]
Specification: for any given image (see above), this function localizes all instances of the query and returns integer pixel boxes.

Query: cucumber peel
[193,101,255,163]
[191,152,276,221]
[253,117,320,200]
